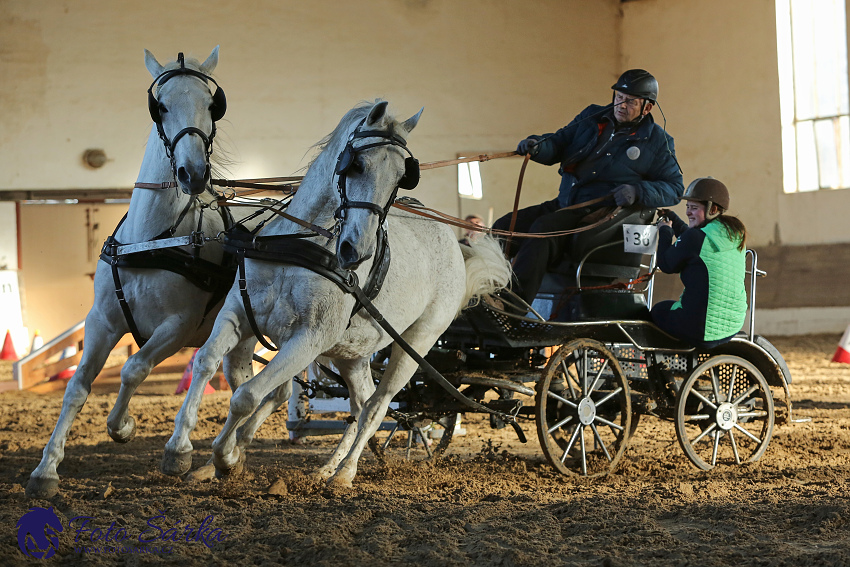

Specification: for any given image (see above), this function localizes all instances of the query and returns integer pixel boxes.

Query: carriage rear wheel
[675,355,774,470]
[535,339,632,477]
[369,414,458,462]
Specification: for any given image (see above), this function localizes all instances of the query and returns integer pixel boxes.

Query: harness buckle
[101,237,118,257]
[238,277,248,292]
[190,230,205,248]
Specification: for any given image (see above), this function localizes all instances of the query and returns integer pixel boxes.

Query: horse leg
[312,358,375,481]
[27,317,122,498]
[184,335,265,482]
[211,335,317,478]
[327,339,429,489]
[162,307,246,476]
[106,318,192,443]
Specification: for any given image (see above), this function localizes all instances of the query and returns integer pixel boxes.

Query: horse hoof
[161,450,193,477]
[26,476,59,499]
[108,416,136,444]
[214,449,246,480]
[326,474,354,490]
[186,463,216,483]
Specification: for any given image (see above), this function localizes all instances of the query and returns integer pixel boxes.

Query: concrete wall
[0,0,621,216]
[621,0,850,248]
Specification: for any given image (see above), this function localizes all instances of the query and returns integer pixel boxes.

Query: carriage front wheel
[535,339,632,477]
[675,355,774,470]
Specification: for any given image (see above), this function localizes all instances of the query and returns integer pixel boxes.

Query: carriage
[350,204,798,477]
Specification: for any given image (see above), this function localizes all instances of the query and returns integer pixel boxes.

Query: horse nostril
[177,166,191,186]
[339,241,359,269]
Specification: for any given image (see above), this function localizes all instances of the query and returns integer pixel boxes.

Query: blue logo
[17,506,63,559]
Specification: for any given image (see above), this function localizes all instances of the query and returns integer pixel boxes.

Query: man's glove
[516,138,539,156]
[612,184,638,206]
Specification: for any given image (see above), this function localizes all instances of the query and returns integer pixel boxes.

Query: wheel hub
[715,402,738,431]
[577,397,596,425]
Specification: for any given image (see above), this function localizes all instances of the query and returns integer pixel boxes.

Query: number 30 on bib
[622,224,658,254]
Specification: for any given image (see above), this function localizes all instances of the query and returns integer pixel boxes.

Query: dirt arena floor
[1,334,850,566]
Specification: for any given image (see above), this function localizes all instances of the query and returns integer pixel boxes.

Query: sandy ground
[1,334,850,566]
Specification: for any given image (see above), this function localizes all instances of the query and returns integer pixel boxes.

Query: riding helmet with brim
[611,69,659,103]
[683,177,730,218]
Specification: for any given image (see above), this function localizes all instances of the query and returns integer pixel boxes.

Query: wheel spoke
[682,413,712,422]
[579,426,587,475]
[589,423,613,462]
[692,422,717,445]
[732,384,759,406]
[547,415,574,435]
[581,350,589,397]
[416,427,433,459]
[560,424,582,463]
[711,429,721,466]
[690,389,718,411]
[738,410,769,419]
[547,389,578,408]
[728,430,741,464]
[587,359,610,395]
[594,387,623,409]
[562,361,579,399]
[728,365,737,402]
[733,422,764,443]
[594,415,624,431]
[710,367,721,401]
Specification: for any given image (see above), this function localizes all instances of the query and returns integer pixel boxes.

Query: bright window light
[776,0,850,192]
[458,160,483,200]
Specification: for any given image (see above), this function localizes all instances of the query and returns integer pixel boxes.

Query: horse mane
[305,99,402,176]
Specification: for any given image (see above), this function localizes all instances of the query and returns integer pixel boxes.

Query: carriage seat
[533,205,656,321]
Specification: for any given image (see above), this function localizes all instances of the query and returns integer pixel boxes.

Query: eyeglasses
[614,93,643,108]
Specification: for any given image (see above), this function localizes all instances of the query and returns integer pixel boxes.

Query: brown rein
[133,150,616,240]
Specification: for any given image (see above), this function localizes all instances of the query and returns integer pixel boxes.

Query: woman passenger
[651,178,748,348]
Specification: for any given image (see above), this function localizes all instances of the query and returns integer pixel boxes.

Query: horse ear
[144,49,164,78]
[400,107,424,134]
[200,45,220,74]
[366,101,390,127]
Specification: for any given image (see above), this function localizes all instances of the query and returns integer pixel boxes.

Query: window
[457,159,483,200]
[776,0,850,192]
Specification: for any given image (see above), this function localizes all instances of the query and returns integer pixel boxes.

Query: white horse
[164,100,511,488]
[26,47,273,498]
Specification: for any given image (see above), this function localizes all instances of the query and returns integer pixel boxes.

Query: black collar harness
[100,198,236,348]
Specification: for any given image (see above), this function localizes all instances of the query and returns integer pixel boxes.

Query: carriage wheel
[535,339,631,477]
[675,355,774,470]
[369,413,458,462]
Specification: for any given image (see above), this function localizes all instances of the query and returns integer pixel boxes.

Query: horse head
[144,46,227,195]
[334,101,423,270]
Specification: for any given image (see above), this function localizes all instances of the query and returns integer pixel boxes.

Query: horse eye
[158,103,168,114]
[350,159,365,174]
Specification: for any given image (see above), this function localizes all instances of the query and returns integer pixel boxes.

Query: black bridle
[147,52,227,186]
[333,118,420,226]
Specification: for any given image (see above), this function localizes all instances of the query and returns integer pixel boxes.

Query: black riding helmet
[611,69,659,104]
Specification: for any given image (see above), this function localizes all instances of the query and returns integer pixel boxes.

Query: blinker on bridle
[147,52,227,167]
[334,118,420,224]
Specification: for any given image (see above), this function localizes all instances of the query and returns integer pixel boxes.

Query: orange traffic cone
[175,350,215,395]
[832,325,850,363]
[0,330,17,361]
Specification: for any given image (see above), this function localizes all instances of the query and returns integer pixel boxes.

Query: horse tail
[457,235,511,317]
